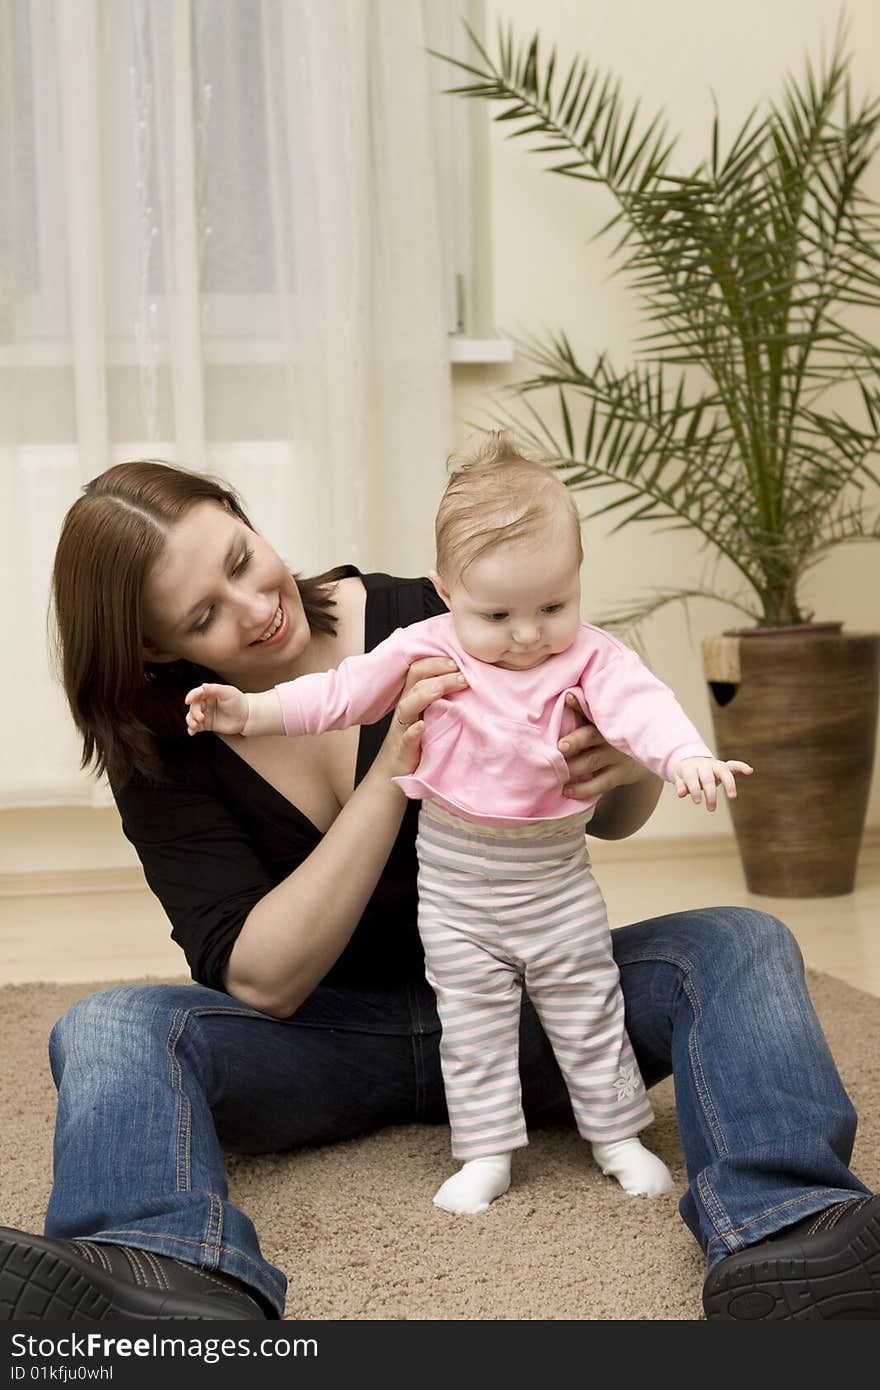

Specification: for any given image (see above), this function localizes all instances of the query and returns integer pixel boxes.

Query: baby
[185,432,752,1215]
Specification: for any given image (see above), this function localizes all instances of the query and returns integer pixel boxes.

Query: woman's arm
[585,768,663,840]
[223,767,408,1016]
[223,661,463,1017]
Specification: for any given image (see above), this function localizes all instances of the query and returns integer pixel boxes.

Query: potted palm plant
[435,21,880,896]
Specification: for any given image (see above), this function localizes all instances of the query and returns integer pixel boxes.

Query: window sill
[2,336,518,369]
[448,335,514,365]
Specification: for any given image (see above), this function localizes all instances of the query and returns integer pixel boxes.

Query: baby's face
[442,529,582,670]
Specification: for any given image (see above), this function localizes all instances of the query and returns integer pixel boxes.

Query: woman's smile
[250,602,288,646]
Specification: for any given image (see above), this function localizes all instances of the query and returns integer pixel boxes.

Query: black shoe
[0,1226,274,1321]
[702,1195,880,1320]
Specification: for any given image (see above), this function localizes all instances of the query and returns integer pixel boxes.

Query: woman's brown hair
[51,459,342,789]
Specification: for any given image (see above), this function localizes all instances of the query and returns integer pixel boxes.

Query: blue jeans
[44,908,869,1317]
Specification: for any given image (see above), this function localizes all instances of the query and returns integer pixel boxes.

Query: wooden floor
[2,839,878,997]
[593,839,880,998]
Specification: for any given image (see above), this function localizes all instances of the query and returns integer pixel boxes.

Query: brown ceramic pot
[701,626,879,897]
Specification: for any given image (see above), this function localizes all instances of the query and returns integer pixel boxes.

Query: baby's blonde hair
[435,430,583,582]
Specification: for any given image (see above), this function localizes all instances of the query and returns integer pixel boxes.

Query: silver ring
[396,712,408,729]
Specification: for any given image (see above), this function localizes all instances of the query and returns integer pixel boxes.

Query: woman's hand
[369,657,468,782]
[558,696,663,838]
[557,694,646,799]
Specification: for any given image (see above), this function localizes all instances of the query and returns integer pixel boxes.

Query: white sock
[591,1137,674,1197]
[433,1153,513,1215]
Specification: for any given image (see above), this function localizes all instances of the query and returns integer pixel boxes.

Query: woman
[1,460,876,1322]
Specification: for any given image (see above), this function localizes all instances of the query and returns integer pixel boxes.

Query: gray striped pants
[416,802,654,1160]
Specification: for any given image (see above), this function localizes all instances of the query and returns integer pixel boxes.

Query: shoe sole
[0,1228,249,1321]
[703,1205,880,1320]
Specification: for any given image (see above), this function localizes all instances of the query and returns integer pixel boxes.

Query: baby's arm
[185,683,283,738]
[577,635,752,810]
[275,628,436,737]
[185,625,449,741]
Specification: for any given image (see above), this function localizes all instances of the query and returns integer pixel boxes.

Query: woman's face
[141,501,311,689]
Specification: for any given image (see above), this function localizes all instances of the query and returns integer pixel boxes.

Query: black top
[114,570,447,993]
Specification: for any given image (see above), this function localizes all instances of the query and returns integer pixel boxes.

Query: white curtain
[1,0,456,805]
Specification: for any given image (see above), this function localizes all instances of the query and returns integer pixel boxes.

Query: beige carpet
[2,971,878,1321]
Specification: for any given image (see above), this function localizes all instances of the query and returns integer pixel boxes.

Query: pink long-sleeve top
[275,613,712,827]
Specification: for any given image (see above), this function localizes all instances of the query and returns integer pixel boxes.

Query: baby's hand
[185,682,250,736]
[672,757,753,812]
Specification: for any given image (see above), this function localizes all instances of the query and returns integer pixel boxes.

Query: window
[4,0,502,369]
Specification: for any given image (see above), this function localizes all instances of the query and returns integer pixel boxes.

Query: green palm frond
[591,585,763,650]
[434,18,880,628]
[431,22,676,194]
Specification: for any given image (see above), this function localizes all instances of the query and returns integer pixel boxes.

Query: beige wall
[0,807,135,878]
[451,0,880,838]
